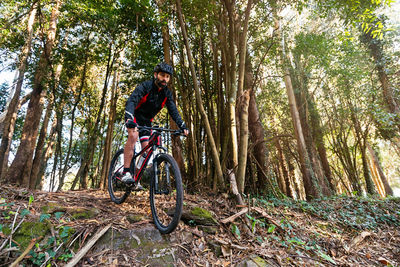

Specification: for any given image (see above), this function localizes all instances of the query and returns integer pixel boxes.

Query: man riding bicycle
[122,62,189,185]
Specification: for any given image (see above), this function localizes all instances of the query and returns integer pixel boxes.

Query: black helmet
[154,62,173,76]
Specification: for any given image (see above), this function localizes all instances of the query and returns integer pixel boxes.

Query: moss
[41,203,67,214]
[127,214,144,224]
[70,208,99,220]
[251,255,267,266]
[2,225,11,236]
[13,222,50,250]
[190,207,218,225]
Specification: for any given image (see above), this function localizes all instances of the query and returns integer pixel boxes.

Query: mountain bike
[108,126,184,234]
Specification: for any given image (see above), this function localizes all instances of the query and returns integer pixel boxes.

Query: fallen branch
[65,224,111,267]
[10,236,42,267]
[344,231,371,253]
[221,208,249,224]
[250,207,282,231]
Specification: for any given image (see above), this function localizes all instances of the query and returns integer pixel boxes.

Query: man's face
[154,72,170,89]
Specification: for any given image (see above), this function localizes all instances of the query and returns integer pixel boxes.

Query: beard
[155,78,167,89]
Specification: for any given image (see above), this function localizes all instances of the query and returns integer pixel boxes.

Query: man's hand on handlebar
[125,119,138,130]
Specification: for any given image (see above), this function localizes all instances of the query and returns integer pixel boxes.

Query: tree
[6,0,61,186]
[0,0,38,181]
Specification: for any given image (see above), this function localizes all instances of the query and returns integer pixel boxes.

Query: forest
[1,0,400,201]
[1,0,400,266]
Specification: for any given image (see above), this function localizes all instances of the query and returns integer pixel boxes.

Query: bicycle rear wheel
[150,153,183,234]
[108,148,130,204]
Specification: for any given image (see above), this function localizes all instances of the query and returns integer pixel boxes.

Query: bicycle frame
[130,126,180,187]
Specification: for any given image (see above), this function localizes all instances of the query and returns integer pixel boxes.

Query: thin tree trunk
[235,0,253,194]
[74,43,114,189]
[292,56,331,197]
[361,31,400,132]
[176,0,224,188]
[275,14,319,200]
[367,142,393,196]
[275,138,293,198]
[6,0,61,186]
[156,5,186,179]
[35,115,58,189]
[223,0,239,175]
[368,155,385,197]
[0,2,38,181]
[99,62,120,189]
[58,38,89,191]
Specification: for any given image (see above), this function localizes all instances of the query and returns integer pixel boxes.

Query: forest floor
[1,184,400,266]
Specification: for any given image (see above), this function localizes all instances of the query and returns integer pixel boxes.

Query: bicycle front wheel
[150,153,183,234]
[108,148,130,204]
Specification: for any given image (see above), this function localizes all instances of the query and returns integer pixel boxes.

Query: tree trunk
[176,0,224,188]
[6,0,61,186]
[29,99,53,188]
[292,56,331,197]
[237,90,250,193]
[245,50,270,193]
[367,143,393,196]
[99,61,120,189]
[35,115,58,189]
[157,6,186,179]
[57,40,89,190]
[361,31,400,132]
[275,14,319,200]
[275,138,293,198]
[235,0,253,194]
[74,43,114,189]
[0,1,38,181]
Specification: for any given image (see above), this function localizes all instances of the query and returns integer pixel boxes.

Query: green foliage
[231,223,241,239]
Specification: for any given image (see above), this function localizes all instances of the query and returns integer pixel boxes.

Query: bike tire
[108,148,130,204]
[150,153,183,234]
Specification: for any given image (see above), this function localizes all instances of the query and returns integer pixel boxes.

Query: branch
[65,224,111,267]
[221,207,249,224]
[10,236,42,267]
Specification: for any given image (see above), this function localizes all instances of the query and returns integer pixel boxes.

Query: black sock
[123,168,130,174]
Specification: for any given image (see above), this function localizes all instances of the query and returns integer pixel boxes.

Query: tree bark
[0,1,38,181]
[29,99,53,188]
[367,143,393,196]
[6,0,61,186]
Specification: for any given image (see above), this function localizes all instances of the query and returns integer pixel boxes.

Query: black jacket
[125,78,185,129]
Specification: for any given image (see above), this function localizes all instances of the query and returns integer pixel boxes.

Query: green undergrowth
[254,195,400,230]
[1,197,77,266]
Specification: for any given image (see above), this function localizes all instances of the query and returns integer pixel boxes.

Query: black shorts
[125,114,151,143]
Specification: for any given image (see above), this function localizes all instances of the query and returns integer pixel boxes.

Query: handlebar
[137,126,187,136]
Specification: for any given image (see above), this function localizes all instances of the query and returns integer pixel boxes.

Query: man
[122,62,188,185]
